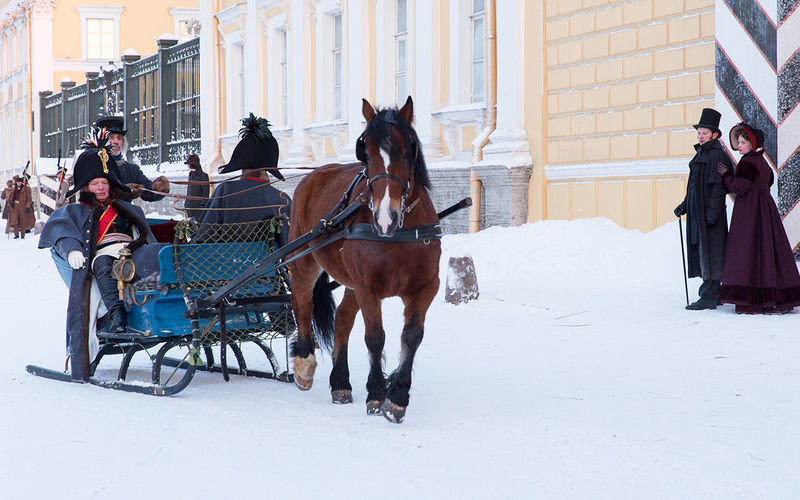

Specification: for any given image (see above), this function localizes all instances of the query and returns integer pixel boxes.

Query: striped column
[715,0,800,251]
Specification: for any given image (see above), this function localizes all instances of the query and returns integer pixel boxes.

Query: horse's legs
[330,288,359,404]
[289,261,321,391]
[355,290,387,414]
[383,279,439,423]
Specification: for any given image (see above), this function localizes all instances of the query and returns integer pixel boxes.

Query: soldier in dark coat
[7,175,33,239]
[38,130,157,381]
[199,114,290,245]
[716,123,800,314]
[674,108,732,310]
[184,154,210,220]
[95,116,170,202]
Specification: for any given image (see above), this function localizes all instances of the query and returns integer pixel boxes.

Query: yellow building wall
[536,0,715,231]
[51,0,198,90]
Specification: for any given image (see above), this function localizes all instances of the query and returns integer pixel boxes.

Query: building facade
[0,0,198,186]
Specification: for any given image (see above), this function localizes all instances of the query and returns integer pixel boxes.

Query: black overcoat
[38,197,156,380]
[677,139,731,280]
[199,177,291,245]
[185,168,210,220]
[112,158,165,202]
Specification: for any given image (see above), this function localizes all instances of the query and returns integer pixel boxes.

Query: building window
[471,0,485,103]
[333,13,343,120]
[395,0,407,102]
[178,20,193,43]
[280,29,289,126]
[87,18,114,60]
[237,43,246,120]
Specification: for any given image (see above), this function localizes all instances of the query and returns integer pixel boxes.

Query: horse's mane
[364,107,431,191]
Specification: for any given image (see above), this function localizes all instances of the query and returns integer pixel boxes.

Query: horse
[287,96,441,423]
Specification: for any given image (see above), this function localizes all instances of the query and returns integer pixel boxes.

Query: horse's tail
[311,272,336,354]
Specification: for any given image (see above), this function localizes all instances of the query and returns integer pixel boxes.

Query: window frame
[76,6,124,61]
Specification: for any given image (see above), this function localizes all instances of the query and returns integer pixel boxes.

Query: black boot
[93,256,126,333]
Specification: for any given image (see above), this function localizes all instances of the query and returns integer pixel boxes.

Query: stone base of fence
[133,163,533,235]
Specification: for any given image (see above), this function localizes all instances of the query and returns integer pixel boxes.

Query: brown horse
[287,97,441,423]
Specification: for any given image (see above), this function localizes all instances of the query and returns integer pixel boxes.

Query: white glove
[67,250,86,270]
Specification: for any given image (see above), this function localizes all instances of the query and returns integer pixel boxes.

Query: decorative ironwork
[39,38,201,165]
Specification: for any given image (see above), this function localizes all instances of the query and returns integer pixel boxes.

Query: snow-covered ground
[1,217,798,499]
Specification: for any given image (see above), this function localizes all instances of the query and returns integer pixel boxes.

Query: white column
[413,0,441,160]
[199,0,217,163]
[448,0,463,106]
[341,0,363,162]
[481,0,532,167]
[285,0,311,164]
[29,0,56,162]
[245,0,258,113]
[375,1,387,105]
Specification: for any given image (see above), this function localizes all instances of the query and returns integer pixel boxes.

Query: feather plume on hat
[239,113,273,141]
[80,127,113,152]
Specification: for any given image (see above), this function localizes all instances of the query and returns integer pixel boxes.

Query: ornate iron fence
[38,36,200,166]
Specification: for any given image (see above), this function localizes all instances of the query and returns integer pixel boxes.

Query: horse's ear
[362,99,376,123]
[399,96,414,124]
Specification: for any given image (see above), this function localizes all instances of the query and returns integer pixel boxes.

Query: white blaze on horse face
[376,146,393,234]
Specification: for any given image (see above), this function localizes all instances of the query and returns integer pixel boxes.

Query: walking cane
[678,217,689,306]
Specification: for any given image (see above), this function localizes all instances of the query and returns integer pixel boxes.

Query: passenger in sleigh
[38,130,159,379]
[196,114,291,245]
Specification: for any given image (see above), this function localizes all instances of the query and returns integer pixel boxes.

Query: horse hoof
[292,354,317,391]
[366,400,384,415]
[294,375,313,391]
[381,401,407,424]
[331,389,353,404]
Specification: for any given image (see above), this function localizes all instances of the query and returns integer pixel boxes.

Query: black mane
[364,107,431,191]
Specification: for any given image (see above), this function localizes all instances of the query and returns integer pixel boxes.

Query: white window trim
[314,0,343,121]
[266,14,289,126]
[169,8,200,42]
[76,5,124,61]
[470,3,485,103]
[216,4,245,134]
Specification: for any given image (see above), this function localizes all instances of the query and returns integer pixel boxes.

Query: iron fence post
[157,37,178,168]
[85,71,99,127]
[59,79,75,158]
[122,52,141,162]
[38,90,52,157]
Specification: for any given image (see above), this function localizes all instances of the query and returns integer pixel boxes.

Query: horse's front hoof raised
[381,401,407,424]
[292,354,317,391]
[366,400,384,415]
[331,389,353,404]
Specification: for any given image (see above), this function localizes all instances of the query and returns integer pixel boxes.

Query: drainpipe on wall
[471,0,497,165]
[469,0,497,232]
[25,4,41,219]
[209,0,225,174]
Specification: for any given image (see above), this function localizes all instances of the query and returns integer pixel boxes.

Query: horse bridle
[366,172,411,229]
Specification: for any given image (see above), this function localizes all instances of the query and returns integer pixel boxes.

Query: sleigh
[27,216,295,395]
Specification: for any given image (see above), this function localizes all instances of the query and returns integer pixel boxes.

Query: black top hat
[65,129,132,197]
[729,122,764,151]
[218,113,284,180]
[693,108,722,135]
[95,115,126,135]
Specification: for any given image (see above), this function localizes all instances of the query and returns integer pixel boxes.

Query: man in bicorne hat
[674,108,733,310]
[39,130,158,380]
[199,113,290,245]
[94,115,170,202]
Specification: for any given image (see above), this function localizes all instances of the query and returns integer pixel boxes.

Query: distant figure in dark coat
[7,175,34,239]
[2,179,13,228]
[199,114,290,245]
[715,123,800,314]
[674,108,732,310]
[184,154,209,220]
[95,116,170,202]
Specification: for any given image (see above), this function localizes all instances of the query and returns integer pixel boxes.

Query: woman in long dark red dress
[716,123,800,313]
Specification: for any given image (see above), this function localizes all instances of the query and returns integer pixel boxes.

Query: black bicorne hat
[693,108,721,135]
[218,113,283,180]
[94,115,126,135]
[65,129,132,197]
[729,122,764,151]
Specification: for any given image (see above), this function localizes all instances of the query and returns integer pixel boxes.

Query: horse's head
[358,96,430,238]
